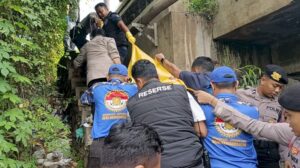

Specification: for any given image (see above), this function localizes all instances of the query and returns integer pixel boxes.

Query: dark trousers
[87,138,105,168]
[117,46,128,66]
[254,140,280,168]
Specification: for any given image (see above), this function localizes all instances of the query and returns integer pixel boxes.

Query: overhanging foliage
[0,0,77,167]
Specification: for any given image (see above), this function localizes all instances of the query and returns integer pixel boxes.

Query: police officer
[201,66,259,168]
[237,64,288,168]
[95,3,136,65]
[195,83,300,168]
[81,64,138,168]
[127,60,207,168]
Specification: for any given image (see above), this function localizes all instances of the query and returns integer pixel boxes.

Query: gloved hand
[126,31,136,44]
[95,18,103,28]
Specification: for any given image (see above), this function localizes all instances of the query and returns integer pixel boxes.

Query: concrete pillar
[135,0,215,71]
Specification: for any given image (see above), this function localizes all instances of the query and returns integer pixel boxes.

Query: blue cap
[210,66,237,83]
[108,64,128,76]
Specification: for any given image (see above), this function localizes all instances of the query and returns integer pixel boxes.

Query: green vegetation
[188,0,219,21]
[216,45,262,88]
[237,65,262,89]
[0,0,77,167]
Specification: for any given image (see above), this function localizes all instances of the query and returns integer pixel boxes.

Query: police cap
[264,64,288,84]
[278,84,300,111]
[108,64,128,76]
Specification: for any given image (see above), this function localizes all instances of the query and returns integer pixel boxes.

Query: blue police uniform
[80,64,138,140]
[201,66,259,168]
[86,79,137,139]
[201,94,259,168]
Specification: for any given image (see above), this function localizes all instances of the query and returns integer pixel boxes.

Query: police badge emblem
[105,90,129,112]
[215,117,242,138]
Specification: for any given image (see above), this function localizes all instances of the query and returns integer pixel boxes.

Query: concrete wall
[213,0,293,38]
[271,39,300,74]
[135,12,174,62]
[215,42,271,68]
[135,0,214,70]
[133,0,299,79]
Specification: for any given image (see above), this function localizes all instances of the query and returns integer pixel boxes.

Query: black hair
[213,81,237,89]
[90,28,105,38]
[101,123,163,168]
[192,56,214,72]
[94,2,108,10]
[132,60,159,81]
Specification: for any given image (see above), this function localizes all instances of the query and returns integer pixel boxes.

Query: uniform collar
[142,78,160,88]
[108,78,122,84]
[105,12,113,19]
[216,93,238,102]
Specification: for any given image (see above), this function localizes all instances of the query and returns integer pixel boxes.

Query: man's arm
[194,121,207,138]
[187,92,207,137]
[117,20,129,33]
[155,53,182,78]
[73,45,87,69]
[117,20,136,44]
[107,38,121,64]
[194,90,294,145]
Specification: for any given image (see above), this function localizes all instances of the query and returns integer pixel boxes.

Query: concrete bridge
[118,0,300,81]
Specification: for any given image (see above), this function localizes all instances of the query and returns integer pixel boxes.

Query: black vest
[103,12,127,47]
[127,80,203,168]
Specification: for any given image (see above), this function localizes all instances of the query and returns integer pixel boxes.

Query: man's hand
[126,31,136,44]
[193,90,218,106]
[155,53,165,63]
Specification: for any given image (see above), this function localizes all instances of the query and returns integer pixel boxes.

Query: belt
[254,140,278,148]
[93,137,105,141]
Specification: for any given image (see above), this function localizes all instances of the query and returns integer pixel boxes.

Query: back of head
[90,28,105,39]
[132,60,158,81]
[192,56,214,72]
[101,123,163,168]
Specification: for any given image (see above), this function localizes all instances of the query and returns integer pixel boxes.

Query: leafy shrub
[237,65,262,89]
[0,0,78,167]
[189,0,219,21]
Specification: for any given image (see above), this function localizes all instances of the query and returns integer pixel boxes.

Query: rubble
[35,150,77,168]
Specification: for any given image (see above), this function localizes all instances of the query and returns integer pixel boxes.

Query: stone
[43,161,59,168]
[68,161,78,168]
[58,159,72,166]
[46,153,54,161]
[52,151,63,162]
[37,159,45,165]
[33,149,45,159]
